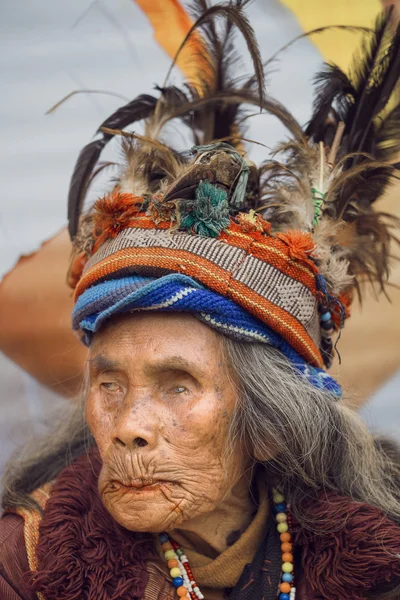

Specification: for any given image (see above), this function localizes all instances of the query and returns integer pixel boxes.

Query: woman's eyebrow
[144,356,206,378]
[88,355,120,373]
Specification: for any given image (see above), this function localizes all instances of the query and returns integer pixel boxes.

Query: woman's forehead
[92,311,219,344]
[88,312,224,371]
[88,352,209,381]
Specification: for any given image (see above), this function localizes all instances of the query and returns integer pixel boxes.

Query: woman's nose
[112,399,157,450]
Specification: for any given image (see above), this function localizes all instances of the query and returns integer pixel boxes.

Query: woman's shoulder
[0,511,36,599]
[0,483,52,600]
[293,491,400,599]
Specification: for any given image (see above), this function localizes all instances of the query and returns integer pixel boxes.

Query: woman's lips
[110,479,173,492]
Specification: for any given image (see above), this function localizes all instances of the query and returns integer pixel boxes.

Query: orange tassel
[276,230,316,264]
[93,189,145,247]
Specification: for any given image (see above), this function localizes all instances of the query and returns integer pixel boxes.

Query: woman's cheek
[174,394,232,452]
[86,393,113,451]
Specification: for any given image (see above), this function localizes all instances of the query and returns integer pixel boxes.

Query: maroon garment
[0,505,310,600]
[0,452,399,600]
[0,513,35,600]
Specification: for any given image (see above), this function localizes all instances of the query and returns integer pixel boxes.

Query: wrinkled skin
[86,313,251,535]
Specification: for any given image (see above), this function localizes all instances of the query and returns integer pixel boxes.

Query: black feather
[99,94,157,133]
[337,12,400,216]
[67,94,158,239]
[67,139,107,240]
[305,64,356,142]
[154,84,202,141]
[307,11,400,158]
[67,1,268,238]
[347,10,400,158]
[163,0,265,146]
[375,104,400,161]
[305,10,400,223]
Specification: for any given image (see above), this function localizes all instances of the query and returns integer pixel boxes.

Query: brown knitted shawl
[28,452,400,600]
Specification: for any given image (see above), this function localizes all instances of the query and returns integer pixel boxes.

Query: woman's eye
[101,382,121,392]
[173,386,187,394]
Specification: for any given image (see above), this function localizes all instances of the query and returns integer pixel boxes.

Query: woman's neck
[171,475,259,556]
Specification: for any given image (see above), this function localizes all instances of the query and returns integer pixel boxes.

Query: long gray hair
[2,338,400,598]
[223,339,400,528]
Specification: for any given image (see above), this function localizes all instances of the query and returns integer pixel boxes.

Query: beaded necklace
[272,489,296,600]
[159,489,295,600]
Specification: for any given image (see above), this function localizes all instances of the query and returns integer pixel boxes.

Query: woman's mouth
[110,479,174,493]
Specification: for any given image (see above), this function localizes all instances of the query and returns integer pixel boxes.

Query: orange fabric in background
[0,231,87,397]
[134,0,209,89]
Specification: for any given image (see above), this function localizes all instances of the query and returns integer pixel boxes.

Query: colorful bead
[277,522,289,533]
[279,594,290,600]
[276,512,287,523]
[321,320,334,332]
[173,576,184,587]
[280,532,291,543]
[177,586,188,597]
[164,550,176,561]
[170,567,182,578]
[282,552,294,563]
[282,562,294,573]
[275,502,287,512]
[280,582,291,593]
[282,573,293,583]
[281,542,292,552]
[162,541,173,551]
[159,533,169,543]
[273,491,285,503]
[168,559,179,569]
[320,311,331,322]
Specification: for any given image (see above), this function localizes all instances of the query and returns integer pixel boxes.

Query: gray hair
[222,339,400,530]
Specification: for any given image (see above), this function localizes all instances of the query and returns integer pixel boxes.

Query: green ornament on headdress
[312,188,326,227]
[179,180,230,238]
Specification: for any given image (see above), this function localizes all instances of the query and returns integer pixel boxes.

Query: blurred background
[0,0,399,480]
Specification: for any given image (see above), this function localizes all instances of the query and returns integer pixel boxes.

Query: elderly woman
[1,3,400,600]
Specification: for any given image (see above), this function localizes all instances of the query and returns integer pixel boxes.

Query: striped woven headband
[74,214,323,368]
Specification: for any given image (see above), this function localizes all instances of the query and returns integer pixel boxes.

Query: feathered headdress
[68,1,400,397]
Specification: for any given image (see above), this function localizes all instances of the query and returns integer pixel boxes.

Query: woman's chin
[100,486,187,532]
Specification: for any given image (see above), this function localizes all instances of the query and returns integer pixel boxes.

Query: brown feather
[67,94,158,239]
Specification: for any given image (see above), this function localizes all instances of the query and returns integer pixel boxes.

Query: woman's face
[86,312,247,532]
